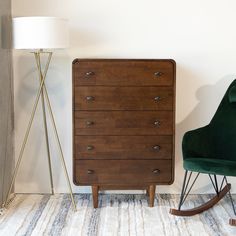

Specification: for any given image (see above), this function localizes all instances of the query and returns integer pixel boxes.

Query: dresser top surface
[73,58,176,65]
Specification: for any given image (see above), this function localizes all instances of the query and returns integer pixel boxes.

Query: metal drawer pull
[154,96,161,101]
[87,145,94,151]
[154,120,160,126]
[86,96,95,101]
[154,72,163,77]
[153,145,161,151]
[152,169,160,174]
[85,71,95,76]
[86,121,94,126]
[87,169,94,174]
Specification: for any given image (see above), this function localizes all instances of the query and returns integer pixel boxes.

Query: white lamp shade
[13,17,69,49]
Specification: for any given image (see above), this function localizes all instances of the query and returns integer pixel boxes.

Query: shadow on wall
[175,67,236,193]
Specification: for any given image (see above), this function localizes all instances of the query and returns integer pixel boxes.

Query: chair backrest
[209,79,236,161]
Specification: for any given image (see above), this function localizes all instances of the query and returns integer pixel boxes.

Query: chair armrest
[182,125,212,160]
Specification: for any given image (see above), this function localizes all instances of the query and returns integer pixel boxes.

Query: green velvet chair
[170,79,236,225]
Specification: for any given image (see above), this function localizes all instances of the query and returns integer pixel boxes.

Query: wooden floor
[1,193,236,236]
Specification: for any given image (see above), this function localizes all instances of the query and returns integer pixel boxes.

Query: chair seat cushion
[184,157,236,176]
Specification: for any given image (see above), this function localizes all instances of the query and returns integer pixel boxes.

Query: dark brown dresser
[72,59,176,208]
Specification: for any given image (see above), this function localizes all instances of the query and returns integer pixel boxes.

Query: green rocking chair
[170,79,236,225]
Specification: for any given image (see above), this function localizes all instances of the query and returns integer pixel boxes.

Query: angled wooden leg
[92,185,99,208]
[148,185,156,207]
[146,187,149,196]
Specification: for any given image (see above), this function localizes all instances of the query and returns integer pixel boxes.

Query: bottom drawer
[74,160,173,185]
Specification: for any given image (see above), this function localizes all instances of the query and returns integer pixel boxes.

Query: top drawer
[73,59,175,86]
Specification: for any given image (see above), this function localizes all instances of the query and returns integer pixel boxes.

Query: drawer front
[74,136,172,160]
[74,87,173,111]
[73,60,175,86]
[74,111,173,135]
[74,160,172,185]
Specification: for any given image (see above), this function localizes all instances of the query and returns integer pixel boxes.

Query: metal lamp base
[2,51,77,211]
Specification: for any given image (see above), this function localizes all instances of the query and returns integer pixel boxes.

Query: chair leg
[222,177,236,226]
[148,185,156,207]
[170,172,231,216]
[228,190,236,226]
[92,185,99,208]
[209,176,236,226]
[178,170,189,210]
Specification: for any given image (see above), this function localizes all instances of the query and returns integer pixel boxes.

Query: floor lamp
[3,16,76,211]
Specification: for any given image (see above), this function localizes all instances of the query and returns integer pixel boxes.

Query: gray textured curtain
[0,0,14,207]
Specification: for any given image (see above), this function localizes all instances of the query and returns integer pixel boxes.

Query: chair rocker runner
[170,79,236,225]
[170,172,233,217]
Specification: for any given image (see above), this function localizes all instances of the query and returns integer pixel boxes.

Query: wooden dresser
[72,59,176,208]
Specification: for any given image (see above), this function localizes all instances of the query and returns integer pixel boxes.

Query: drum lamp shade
[12,17,69,49]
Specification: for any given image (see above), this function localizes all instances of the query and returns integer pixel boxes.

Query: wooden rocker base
[170,183,231,217]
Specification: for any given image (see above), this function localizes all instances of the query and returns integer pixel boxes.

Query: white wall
[12,0,236,194]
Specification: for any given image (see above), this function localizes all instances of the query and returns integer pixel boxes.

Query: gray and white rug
[0,194,236,236]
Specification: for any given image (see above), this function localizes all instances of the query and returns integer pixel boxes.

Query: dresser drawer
[74,87,173,111]
[74,111,173,135]
[73,59,175,86]
[74,136,172,160]
[74,160,172,185]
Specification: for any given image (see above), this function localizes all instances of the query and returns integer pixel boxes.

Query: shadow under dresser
[72,59,176,208]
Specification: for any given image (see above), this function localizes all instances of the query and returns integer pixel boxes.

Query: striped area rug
[0,194,236,236]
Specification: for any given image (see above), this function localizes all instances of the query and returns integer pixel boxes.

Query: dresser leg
[148,185,156,207]
[92,185,99,208]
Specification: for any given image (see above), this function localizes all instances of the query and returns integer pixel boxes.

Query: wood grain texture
[73,59,174,86]
[74,135,172,160]
[72,59,176,203]
[74,111,173,135]
[92,185,99,208]
[148,185,156,207]
[74,160,172,185]
[74,86,173,111]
